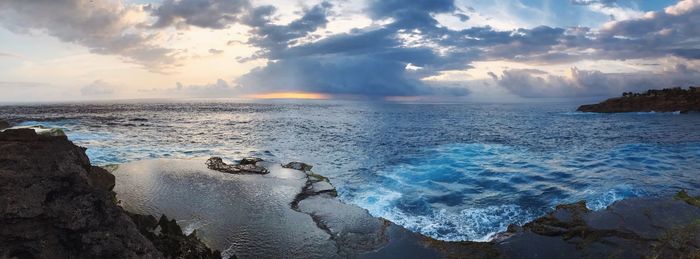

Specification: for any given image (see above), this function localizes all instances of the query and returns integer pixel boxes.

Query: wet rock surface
[206,156,269,174]
[577,87,700,113]
[282,161,313,171]
[0,129,223,259]
[498,196,700,258]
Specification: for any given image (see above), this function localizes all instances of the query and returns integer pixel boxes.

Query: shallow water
[113,159,339,258]
[2,101,699,241]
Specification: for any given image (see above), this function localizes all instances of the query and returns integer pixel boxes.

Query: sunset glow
[248,92,331,100]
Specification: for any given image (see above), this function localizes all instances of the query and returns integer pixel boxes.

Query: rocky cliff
[0,127,222,258]
[578,87,700,113]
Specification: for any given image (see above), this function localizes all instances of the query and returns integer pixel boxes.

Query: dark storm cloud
[367,0,455,29]
[241,2,333,60]
[234,0,479,97]
[149,0,250,29]
[0,0,178,71]
[494,65,700,98]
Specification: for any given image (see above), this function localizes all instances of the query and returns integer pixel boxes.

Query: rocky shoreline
[0,125,224,258]
[578,87,700,113]
[1,121,699,258]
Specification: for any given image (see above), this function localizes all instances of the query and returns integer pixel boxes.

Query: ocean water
[2,101,699,241]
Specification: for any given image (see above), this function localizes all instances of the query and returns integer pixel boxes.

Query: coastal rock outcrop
[283,161,314,171]
[0,128,223,258]
[497,196,700,258]
[126,213,224,259]
[205,156,269,174]
[577,87,700,113]
[0,120,9,130]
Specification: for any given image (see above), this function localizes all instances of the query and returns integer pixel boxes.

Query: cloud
[494,64,700,98]
[241,2,333,59]
[234,1,476,97]
[0,81,46,88]
[140,79,238,98]
[571,0,617,7]
[81,80,116,96]
[149,0,250,29]
[4,0,697,100]
[208,48,224,55]
[367,0,455,28]
[0,52,20,59]
[578,0,700,60]
[0,0,177,71]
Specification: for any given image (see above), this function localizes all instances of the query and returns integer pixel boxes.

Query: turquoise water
[2,101,699,241]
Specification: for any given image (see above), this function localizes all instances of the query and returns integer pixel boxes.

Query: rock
[499,195,700,258]
[206,157,242,174]
[282,162,313,171]
[0,120,9,130]
[577,86,700,113]
[675,190,700,207]
[0,128,223,259]
[15,125,67,137]
[311,181,335,194]
[205,157,269,174]
[238,164,268,174]
[0,128,161,258]
[240,157,263,165]
[126,213,224,259]
[88,166,116,192]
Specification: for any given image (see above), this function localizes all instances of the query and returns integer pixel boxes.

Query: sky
[0,0,698,102]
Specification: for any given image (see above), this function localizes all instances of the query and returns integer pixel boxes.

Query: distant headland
[578,87,700,113]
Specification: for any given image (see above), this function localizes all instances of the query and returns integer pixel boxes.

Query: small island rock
[578,87,700,113]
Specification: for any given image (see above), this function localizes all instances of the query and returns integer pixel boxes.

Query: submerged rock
[577,86,700,113]
[205,157,269,174]
[0,129,223,259]
[240,157,263,165]
[282,161,313,171]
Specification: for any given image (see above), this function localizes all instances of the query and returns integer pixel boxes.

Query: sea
[2,100,699,242]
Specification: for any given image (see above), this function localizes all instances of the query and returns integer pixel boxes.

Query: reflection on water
[114,159,338,258]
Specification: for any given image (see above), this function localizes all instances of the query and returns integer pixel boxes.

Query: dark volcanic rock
[205,157,269,174]
[0,128,223,259]
[0,120,10,130]
[126,213,224,259]
[88,166,116,192]
[577,87,700,113]
[0,128,160,258]
[498,197,700,258]
[282,161,313,171]
[239,157,263,165]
